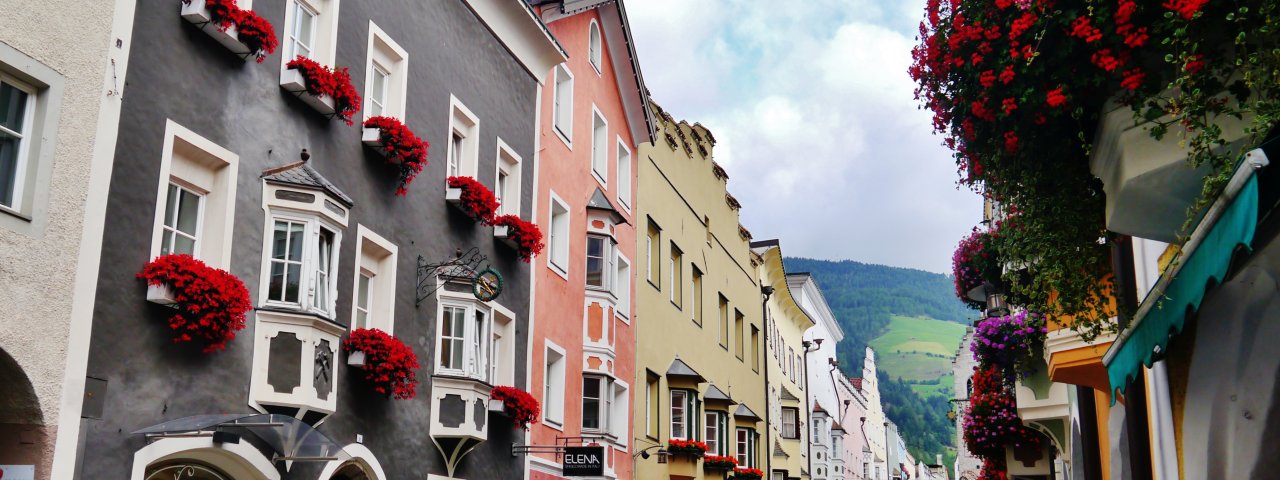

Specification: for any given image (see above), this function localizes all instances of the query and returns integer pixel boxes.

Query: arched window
[588,21,602,72]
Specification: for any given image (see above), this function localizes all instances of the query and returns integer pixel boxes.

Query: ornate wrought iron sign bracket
[416,247,503,306]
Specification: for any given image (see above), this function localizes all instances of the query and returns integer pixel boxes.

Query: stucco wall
[81,1,539,478]
[0,0,120,477]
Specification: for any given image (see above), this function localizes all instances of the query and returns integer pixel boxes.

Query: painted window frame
[543,341,567,428]
[148,121,239,268]
[737,427,758,468]
[781,407,800,440]
[552,64,573,146]
[260,212,342,318]
[279,0,340,72]
[434,291,495,382]
[0,39,63,236]
[546,191,570,278]
[581,374,612,434]
[588,19,603,74]
[0,73,36,214]
[590,106,608,187]
[691,266,703,326]
[751,325,761,373]
[735,309,745,361]
[646,217,661,289]
[446,95,480,180]
[669,389,696,440]
[669,242,683,309]
[718,294,729,349]
[494,138,522,216]
[585,233,614,291]
[615,138,632,211]
[704,410,728,456]
[363,22,409,120]
[351,224,397,332]
[645,371,660,439]
[614,252,631,322]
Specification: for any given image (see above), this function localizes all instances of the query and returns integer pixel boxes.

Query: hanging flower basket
[491,214,545,263]
[702,455,738,472]
[730,467,764,480]
[283,56,361,125]
[952,227,1001,310]
[137,254,252,353]
[489,385,541,430]
[342,328,420,400]
[446,176,499,224]
[362,116,429,196]
[971,311,1047,378]
[962,365,1043,460]
[179,0,276,62]
[666,439,709,459]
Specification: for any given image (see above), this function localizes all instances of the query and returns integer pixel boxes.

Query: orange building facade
[526,2,653,479]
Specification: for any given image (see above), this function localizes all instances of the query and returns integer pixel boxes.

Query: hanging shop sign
[562,446,605,476]
[416,247,504,305]
[471,268,503,302]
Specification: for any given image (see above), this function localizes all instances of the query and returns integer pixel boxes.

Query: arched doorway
[315,444,385,480]
[0,346,46,469]
[145,461,233,480]
[329,463,371,480]
[130,437,280,480]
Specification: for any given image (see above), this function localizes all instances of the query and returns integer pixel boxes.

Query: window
[610,381,630,439]
[548,194,570,274]
[691,267,703,326]
[436,299,491,381]
[0,77,34,212]
[646,372,660,438]
[447,96,480,179]
[280,0,339,71]
[782,407,799,439]
[586,234,614,290]
[553,65,573,143]
[735,310,745,360]
[789,347,797,383]
[352,225,397,332]
[159,183,203,257]
[719,295,729,348]
[737,428,758,468]
[646,219,660,287]
[583,375,610,431]
[616,139,631,209]
[705,411,728,455]
[544,343,566,425]
[591,108,607,184]
[265,218,340,316]
[491,310,515,386]
[615,254,631,318]
[150,122,238,267]
[364,23,408,119]
[588,20,602,73]
[495,139,522,216]
[670,389,700,441]
[751,325,761,372]
[669,244,683,308]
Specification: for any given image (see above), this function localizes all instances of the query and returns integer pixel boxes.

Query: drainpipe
[760,285,775,476]
[802,339,821,479]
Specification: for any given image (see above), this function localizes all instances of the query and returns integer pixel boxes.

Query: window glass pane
[285,263,302,302]
[292,3,315,58]
[287,223,305,260]
[0,82,29,133]
[355,273,371,328]
[175,188,201,235]
[671,390,686,439]
[586,237,604,287]
[583,378,600,429]
[0,135,17,208]
[370,67,387,115]
[172,234,196,256]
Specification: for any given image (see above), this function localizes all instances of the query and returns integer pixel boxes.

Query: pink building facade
[526,2,653,479]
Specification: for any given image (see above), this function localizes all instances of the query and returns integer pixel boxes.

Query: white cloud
[627,0,981,273]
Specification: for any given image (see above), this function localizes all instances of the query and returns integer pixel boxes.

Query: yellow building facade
[755,241,816,480]
[633,102,769,479]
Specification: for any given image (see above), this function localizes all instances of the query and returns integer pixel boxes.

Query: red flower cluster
[962,365,1043,460]
[137,254,251,353]
[286,56,362,125]
[666,438,710,457]
[447,176,500,224]
[978,457,1009,480]
[490,386,541,430]
[364,116,429,196]
[702,455,738,470]
[731,467,765,480]
[492,214,546,263]
[343,328,420,400]
[1162,0,1209,20]
[183,0,277,62]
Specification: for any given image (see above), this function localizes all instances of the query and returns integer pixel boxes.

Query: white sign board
[0,465,35,480]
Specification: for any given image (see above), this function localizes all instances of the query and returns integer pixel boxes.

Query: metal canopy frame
[511,435,614,460]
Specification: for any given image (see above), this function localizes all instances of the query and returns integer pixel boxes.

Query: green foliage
[878,369,957,466]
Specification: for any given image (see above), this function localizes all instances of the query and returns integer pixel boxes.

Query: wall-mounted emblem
[471,268,503,302]
[417,247,504,305]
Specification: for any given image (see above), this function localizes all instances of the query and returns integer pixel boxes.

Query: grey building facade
[77,0,563,478]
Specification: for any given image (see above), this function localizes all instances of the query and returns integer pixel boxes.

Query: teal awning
[1105,175,1259,399]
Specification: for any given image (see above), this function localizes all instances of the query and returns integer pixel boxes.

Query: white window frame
[279,0,340,71]
[546,191,570,278]
[494,138,522,216]
[585,234,614,291]
[552,64,573,146]
[260,212,342,318]
[543,341,567,428]
[615,253,631,322]
[588,20,603,74]
[0,74,36,213]
[363,22,409,120]
[434,292,494,382]
[590,106,608,187]
[582,374,611,433]
[670,389,688,440]
[491,308,516,386]
[616,138,632,211]
[705,411,727,456]
[157,182,205,258]
[669,243,683,308]
[610,379,630,440]
[781,407,800,440]
[646,219,661,287]
[149,121,239,268]
[447,95,480,180]
[351,224,398,333]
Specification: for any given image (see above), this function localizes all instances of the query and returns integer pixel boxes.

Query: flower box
[363,117,428,196]
[361,127,384,151]
[491,215,545,263]
[146,283,178,306]
[347,350,366,368]
[490,386,540,430]
[445,187,463,203]
[342,328,419,400]
[493,225,516,249]
[281,68,337,116]
[180,1,252,57]
[730,467,764,480]
[666,438,709,460]
[703,455,738,472]
[446,176,499,224]
[488,398,507,413]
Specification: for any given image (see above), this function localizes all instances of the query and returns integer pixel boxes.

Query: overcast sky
[627,0,983,274]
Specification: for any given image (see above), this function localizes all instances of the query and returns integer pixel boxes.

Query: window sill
[542,418,565,431]
[256,305,346,330]
[547,261,569,281]
[0,205,31,223]
[553,127,572,150]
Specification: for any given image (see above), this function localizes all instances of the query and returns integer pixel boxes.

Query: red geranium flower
[364,116,429,196]
[447,176,500,224]
[492,214,546,262]
[137,254,251,353]
[491,386,541,430]
[343,328,420,400]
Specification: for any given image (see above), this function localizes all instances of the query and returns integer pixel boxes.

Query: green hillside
[784,257,977,466]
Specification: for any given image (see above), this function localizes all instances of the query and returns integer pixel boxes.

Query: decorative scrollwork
[145,463,230,480]
[416,247,497,306]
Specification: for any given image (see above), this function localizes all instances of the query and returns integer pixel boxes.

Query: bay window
[265,216,340,317]
[705,411,727,456]
[582,375,610,432]
[586,234,614,290]
[436,299,492,382]
[670,389,700,440]
[737,427,758,468]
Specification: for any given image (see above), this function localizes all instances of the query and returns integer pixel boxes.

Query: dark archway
[0,346,42,424]
[0,345,48,470]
